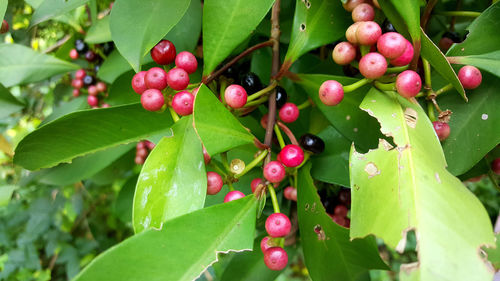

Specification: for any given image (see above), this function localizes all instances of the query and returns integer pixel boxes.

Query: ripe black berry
[239,72,263,95]
[102,42,114,55]
[381,19,396,33]
[299,133,325,154]
[224,65,240,81]
[275,86,288,108]
[75,39,89,55]
[83,75,95,86]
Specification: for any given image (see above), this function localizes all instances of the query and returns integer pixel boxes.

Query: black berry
[85,50,97,62]
[102,42,114,55]
[299,133,325,154]
[275,86,288,109]
[223,65,240,81]
[381,19,396,33]
[75,39,89,55]
[239,72,263,95]
[83,75,95,86]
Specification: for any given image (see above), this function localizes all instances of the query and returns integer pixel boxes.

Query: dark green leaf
[30,0,89,26]
[0,84,24,118]
[73,195,257,281]
[85,16,111,44]
[114,176,138,224]
[378,0,420,41]
[166,0,202,52]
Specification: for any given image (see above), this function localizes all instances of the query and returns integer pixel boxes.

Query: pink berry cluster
[71,69,109,108]
[134,140,155,165]
[261,212,292,270]
[327,189,351,228]
[131,40,198,114]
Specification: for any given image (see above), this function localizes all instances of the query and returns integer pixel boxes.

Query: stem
[343,78,372,93]
[274,124,286,149]
[219,79,227,104]
[374,81,396,91]
[277,121,299,146]
[247,81,278,101]
[360,45,370,56]
[436,11,481,17]
[227,181,235,191]
[168,107,180,122]
[430,98,443,113]
[297,99,312,110]
[221,152,230,173]
[427,102,437,122]
[234,150,269,179]
[487,170,500,192]
[421,0,438,31]
[243,96,268,108]
[435,83,454,96]
[268,184,281,213]
[386,65,409,74]
[422,58,432,89]
[209,161,227,177]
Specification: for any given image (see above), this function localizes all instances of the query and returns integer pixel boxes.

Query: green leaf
[14,103,173,170]
[285,0,350,63]
[41,96,87,125]
[73,195,257,281]
[0,0,7,22]
[114,176,138,223]
[0,84,24,118]
[30,0,89,26]
[447,51,500,78]
[350,88,495,281]
[193,85,255,156]
[85,15,111,44]
[297,163,387,281]
[202,0,274,75]
[109,0,190,72]
[0,44,79,87]
[485,233,500,270]
[0,185,16,206]
[377,0,420,41]
[96,50,145,84]
[106,71,140,105]
[133,117,206,233]
[165,0,202,53]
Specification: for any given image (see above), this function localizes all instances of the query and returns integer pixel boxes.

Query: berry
[279,103,299,123]
[83,75,95,86]
[72,89,80,97]
[137,141,146,150]
[239,72,263,94]
[396,70,422,98]
[331,214,347,227]
[94,64,101,73]
[319,80,344,106]
[151,40,176,65]
[175,51,198,74]
[275,86,288,109]
[279,144,304,168]
[251,178,264,193]
[458,65,482,89]
[72,79,83,89]
[284,186,297,201]
[69,49,79,59]
[382,19,396,33]
[359,52,387,79]
[334,205,349,217]
[207,171,223,195]
[342,0,367,12]
[224,190,245,203]
[346,22,361,44]
[439,37,454,52]
[101,103,110,108]
[356,21,382,46]
[88,85,98,96]
[265,213,291,237]
[135,156,145,165]
[203,146,211,164]
[491,158,500,175]
[140,89,165,111]
[264,247,288,271]
[103,42,114,55]
[390,40,414,66]
[171,91,194,116]
[75,69,86,80]
[299,134,325,154]
[145,140,155,150]
[74,39,88,55]
[338,188,351,206]
[263,161,286,183]
[432,121,450,141]
[224,84,248,108]
[96,82,107,93]
[136,148,148,158]
[87,95,98,107]
[377,32,407,59]
[332,42,356,65]
[1,20,9,34]
[132,71,148,94]
[167,68,190,91]
[352,3,375,22]
[85,50,97,62]
[260,237,275,252]
[145,67,168,90]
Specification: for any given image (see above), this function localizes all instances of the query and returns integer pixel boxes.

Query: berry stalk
[273,124,286,149]
[234,149,269,179]
[267,184,281,213]
[343,78,372,93]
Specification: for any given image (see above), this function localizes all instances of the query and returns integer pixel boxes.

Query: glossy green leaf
[96,50,142,83]
[85,15,111,44]
[485,233,500,270]
[439,72,500,175]
[133,117,206,233]
[0,185,16,206]
[285,0,350,63]
[114,176,138,223]
[447,51,500,78]
[378,0,420,41]
[297,163,387,281]
[41,96,87,125]
[166,0,202,52]
[0,0,7,22]
[350,88,495,281]
[0,44,79,87]
[30,0,89,26]
[109,0,190,72]
[193,85,255,156]
[14,103,173,170]
[296,74,382,151]
[106,71,140,105]
[0,84,24,118]
[202,0,274,75]
[74,195,257,281]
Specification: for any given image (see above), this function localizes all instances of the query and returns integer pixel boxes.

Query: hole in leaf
[404,108,418,128]
[300,23,306,31]
[314,224,326,240]
[364,162,380,178]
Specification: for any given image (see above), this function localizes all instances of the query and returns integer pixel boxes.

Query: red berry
[75,69,86,80]
[145,67,168,90]
[458,65,482,89]
[260,236,276,252]
[377,32,407,59]
[69,49,79,60]
[85,50,97,62]
[140,89,165,111]
[145,140,155,150]
[72,79,83,89]
[132,71,148,94]
[151,40,176,65]
[334,205,348,217]
[283,186,297,201]
[432,121,450,141]
[175,51,198,74]
[207,171,223,195]
[202,146,211,164]
[224,190,245,203]
[319,80,344,106]
[279,144,304,168]
[332,42,356,65]
[343,0,367,12]
[135,156,145,165]
[331,214,347,227]
[265,213,291,237]
[439,37,454,52]
[359,52,387,79]
[390,40,414,66]
[263,161,286,183]
[88,85,98,96]
[224,84,248,109]
[251,178,264,193]
[136,148,148,158]
[1,20,9,34]
[346,22,361,45]
[491,158,500,175]
[352,3,375,22]
[96,82,107,93]
[356,21,381,46]
[72,89,80,97]
[87,95,98,107]
[171,91,194,116]
[396,70,422,98]
[279,103,299,123]
[264,247,288,271]
[137,141,146,150]
[167,68,190,91]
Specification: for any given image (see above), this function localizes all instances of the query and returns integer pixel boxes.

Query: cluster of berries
[69,39,113,63]
[320,188,351,228]
[131,40,198,114]
[71,69,109,108]
[261,213,292,270]
[135,140,155,165]
[0,19,8,34]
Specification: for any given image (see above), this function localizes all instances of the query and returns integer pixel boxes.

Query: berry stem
[227,181,235,191]
[234,149,269,179]
[386,65,409,74]
[168,107,180,122]
[209,161,228,177]
[343,78,372,93]
[94,48,107,60]
[422,58,432,89]
[247,81,278,102]
[436,11,481,17]
[297,99,312,110]
[435,83,454,96]
[373,81,396,91]
[274,124,286,149]
[243,96,268,108]
[267,184,281,213]
[221,152,231,173]
[427,102,437,122]
[277,121,299,146]
[219,78,227,104]
[360,45,370,56]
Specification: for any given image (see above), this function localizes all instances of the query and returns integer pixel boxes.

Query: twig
[43,35,72,54]
[421,0,438,31]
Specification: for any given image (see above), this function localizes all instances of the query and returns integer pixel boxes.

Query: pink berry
[136,148,148,158]
[72,79,83,89]
[140,89,165,111]
[263,161,286,183]
[145,140,155,150]
[283,186,297,201]
[346,22,361,45]
[279,103,299,123]
[343,0,367,12]
[69,49,78,60]
[390,40,414,66]
[334,205,348,217]
[377,32,407,59]
[101,103,110,108]
[261,236,275,252]
[356,21,381,46]
[396,70,422,98]
[352,3,375,22]
[151,40,176,65]
[207,171,223,195]
[491,158,500,175]
[172,91,194,116]
[319,80,344,106]
[224,190,245,203]
[279,144,304,168]
[175,51,198,74]
[137,141,146,150]
[132,71,148,94]
[265,213,291,237]
[332,42,356,65]
[96,82,107,93]
[458,65,482,89]
[359,52,387,79]
[87,95,98,107]
[224,84,248,108]
[264,247,288,271]
[251,178,264,193]
[145,67,168,90]
[72,89,80,97]
[135,156,145,165]
[432,121,450,141]
[331,214,348,227]
[75,69,86,80]
[88,85,98,96]
[167,68,190,91]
